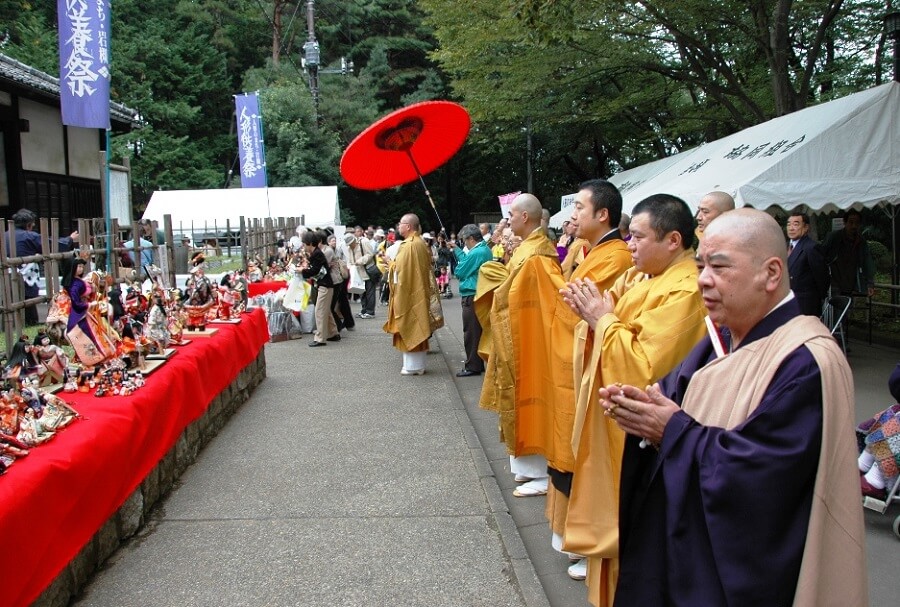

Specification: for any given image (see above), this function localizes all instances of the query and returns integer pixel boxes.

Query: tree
[0,0,58,71]
[510,0,886,116]
[420,0,888,201]
[242,64,342,187]
[108,0,272,205]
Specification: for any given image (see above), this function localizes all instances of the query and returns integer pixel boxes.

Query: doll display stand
[146,348,177,361]
[139,358,167,375]
[40,382,64,395]
[209,318,241,324]
[183,327,219,337]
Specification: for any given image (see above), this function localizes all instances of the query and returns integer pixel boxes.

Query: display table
[248,280,287,297]
[0,308,269,607]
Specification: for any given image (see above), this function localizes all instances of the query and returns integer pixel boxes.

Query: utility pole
[302,0,320,122]
[300,0,354,125]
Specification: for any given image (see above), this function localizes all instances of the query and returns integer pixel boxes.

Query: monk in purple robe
[600,209,866,607]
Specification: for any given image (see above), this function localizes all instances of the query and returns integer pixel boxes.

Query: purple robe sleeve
[616,347,823,607]
[66,279,89,331]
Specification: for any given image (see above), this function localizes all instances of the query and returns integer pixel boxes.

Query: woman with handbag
[344,234,379,319]
[300,231,339,347]
[326,233,355,332]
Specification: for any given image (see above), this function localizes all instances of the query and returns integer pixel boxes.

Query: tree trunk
[272,1,284,66]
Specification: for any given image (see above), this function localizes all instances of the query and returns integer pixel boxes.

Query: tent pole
[892,205,898,312]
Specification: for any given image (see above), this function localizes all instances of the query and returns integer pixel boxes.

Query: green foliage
[0,1,57,71]
[243,64,342,187]
[868,240,890,273]
[107,0,266,203]
[1,0,891,237]
[417,0,888,211]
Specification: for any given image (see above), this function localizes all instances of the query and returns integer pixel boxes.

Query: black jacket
[788,235,829,316]
[301,248,333,287]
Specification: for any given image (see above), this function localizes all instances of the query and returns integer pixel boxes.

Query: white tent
[548,148,701,228]
[142,186,341,230]
[620,82,899,215]
[550,81,899,227]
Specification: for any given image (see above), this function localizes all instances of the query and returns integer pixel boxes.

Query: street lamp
[886,11,900,82]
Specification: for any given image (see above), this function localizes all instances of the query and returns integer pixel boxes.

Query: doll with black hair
[62,259,118,367]
[32,332,69,386]
[3,335,42,383]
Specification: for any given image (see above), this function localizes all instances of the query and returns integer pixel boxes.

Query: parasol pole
[405,149,446,235]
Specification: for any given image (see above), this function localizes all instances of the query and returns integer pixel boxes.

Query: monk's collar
[594,228,623,247]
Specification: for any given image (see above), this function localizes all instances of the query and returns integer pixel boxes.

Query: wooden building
[0,53,137,230]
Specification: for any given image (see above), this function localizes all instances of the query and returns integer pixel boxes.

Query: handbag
[348,267,366,294]
[335,258,350,280]
[365,262,381,281]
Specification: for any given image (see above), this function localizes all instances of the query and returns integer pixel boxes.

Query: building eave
[0,52,138,130]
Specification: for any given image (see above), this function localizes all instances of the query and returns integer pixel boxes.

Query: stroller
[857,404,900,539]
[435,264,453,299]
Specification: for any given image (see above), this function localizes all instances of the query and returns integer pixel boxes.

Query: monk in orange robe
[478,193,562,496]
[560,194,708,607]
[533,181,633,569]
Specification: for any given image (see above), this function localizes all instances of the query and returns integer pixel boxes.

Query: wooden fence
[0,214,305,357]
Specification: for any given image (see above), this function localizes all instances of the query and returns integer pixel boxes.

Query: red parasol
[340,100,471,231]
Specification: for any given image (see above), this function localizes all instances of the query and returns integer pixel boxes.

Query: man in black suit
[786,212,829,316]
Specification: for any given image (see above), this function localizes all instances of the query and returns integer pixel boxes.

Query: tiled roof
[0,52,138,128]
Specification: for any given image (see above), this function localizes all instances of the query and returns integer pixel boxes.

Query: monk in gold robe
[382,213,442,375]
[560,194,708,607]
[473,261,508,362]
[478,193,561,496]
[561,237,591,280]
[538,180,633,570]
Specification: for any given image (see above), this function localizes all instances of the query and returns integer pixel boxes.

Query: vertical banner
[498,191,521,218]
[57,0,111,129]
[235,92,268,188]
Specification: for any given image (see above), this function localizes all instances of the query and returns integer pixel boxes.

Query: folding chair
[821,295,852,353]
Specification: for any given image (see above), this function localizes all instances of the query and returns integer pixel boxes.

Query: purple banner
[57,0,111,129]
[235,92,268,188]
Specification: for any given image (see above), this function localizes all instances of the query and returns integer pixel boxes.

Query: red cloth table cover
[248,280,288,298]
[0,308,269,607]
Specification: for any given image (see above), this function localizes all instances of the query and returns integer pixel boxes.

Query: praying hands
[560,277,615,330]
[598,383,680,446]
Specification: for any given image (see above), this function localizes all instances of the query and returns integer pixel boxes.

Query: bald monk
[479,193,562,497]
[604,209,866,607]
[560,194,708,607]
[382,213,442,375]
[538,180,633,567]
[694,190,735,241]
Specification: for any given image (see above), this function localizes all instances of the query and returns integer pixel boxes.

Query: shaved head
[399,213,420,239]
[699,208,790,346]
[696,191,736,232]
[705,208,788,268]
[513,193,542,217]
[509,193,544,237]
[704,191,735,212]
[401,213,420,231]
